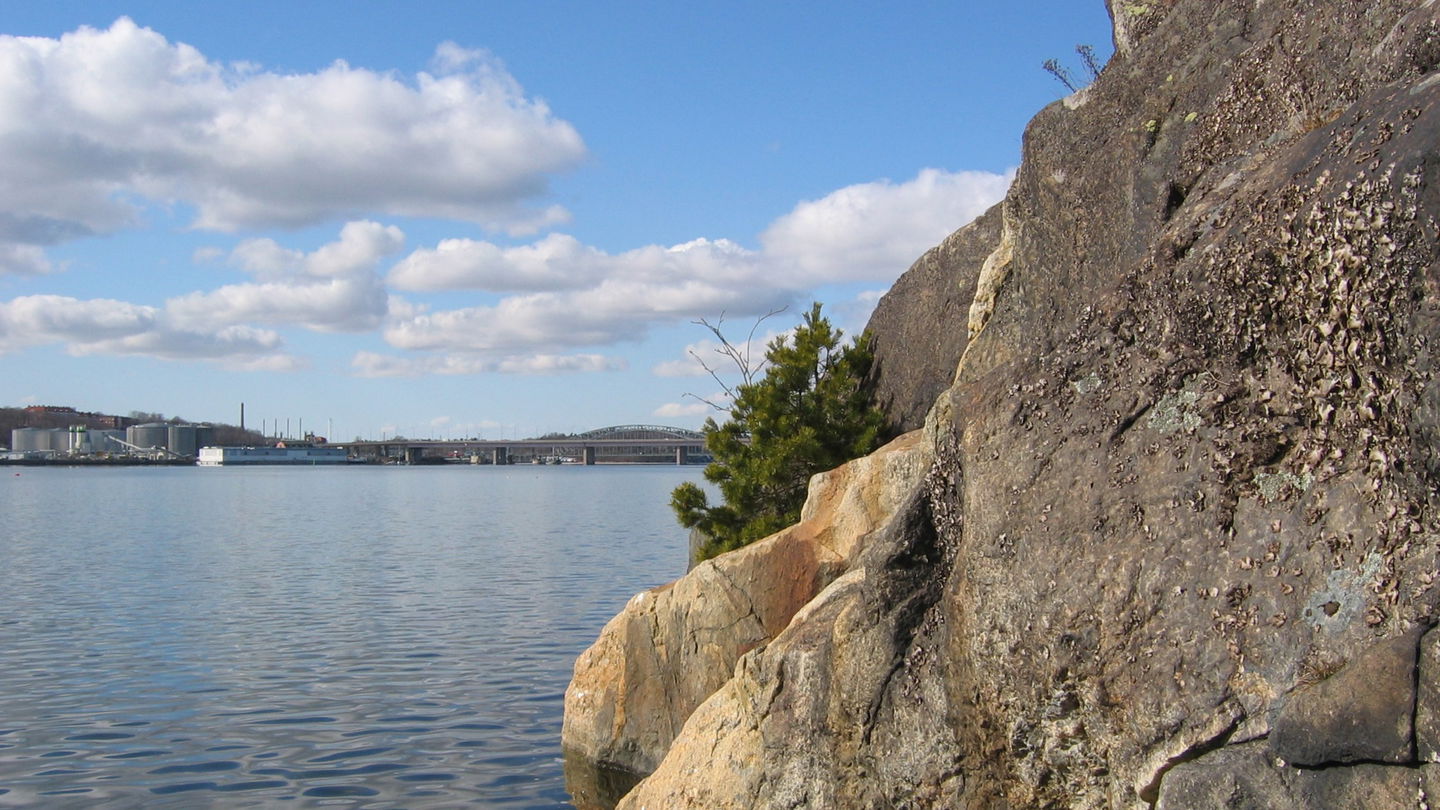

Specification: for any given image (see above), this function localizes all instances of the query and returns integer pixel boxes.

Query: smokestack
[240,402,245,432]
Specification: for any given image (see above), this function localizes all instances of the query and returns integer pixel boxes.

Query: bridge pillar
[492,446,508,465]
[582,446,596,466]
[675,446,688,465]
[404,446,423,464]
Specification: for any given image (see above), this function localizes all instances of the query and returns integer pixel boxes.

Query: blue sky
[0,2,1113,441]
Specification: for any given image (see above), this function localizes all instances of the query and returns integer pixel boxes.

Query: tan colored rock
[561,430,931,777]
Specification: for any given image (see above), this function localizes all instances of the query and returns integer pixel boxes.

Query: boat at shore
[198,443,348,466]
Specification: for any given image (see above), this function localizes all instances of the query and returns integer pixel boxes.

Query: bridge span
[332,424,711,466]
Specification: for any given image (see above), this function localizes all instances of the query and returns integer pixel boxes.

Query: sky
[0,1,1114,441]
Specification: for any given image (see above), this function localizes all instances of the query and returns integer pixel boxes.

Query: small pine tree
[670,302,885,560]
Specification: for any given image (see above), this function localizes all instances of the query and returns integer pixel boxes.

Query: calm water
[0,464,696,808]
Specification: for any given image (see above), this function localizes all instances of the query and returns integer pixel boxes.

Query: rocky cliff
[566,1,1440,807]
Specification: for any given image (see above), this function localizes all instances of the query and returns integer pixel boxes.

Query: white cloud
[498,354,626,374]
[379,168,1007,364]
[165,221,403,333]
[383,238,795,356]
[0,244,55,275]
[388,234,771,295]
[653,400,718,419]
[351,350,623,378]
[0,295,158,351]
[0,293,297,367]
[388,232,607,292]
[168,276,389,333]
[760,168,1012,284]
[0,18,584,267]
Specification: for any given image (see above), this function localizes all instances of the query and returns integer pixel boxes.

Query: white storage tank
[11,427,51,452]
[127,423,170,452]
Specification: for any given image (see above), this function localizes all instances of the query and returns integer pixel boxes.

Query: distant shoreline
[0,457,196,467]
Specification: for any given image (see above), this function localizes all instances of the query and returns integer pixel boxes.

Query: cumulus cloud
[388,233,607,292]
[380,168,1008,364]
[167,276,390,333]
[388,234,770,295]
[384,237,794,356]
[0,18,584,270]
[166,221,404,332]
[351,350,623,378]
[0,295,159,351]
[0,293,297,368]
[760,168,1012,284]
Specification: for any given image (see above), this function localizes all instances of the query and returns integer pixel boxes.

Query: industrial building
[122,423,214,457]
[7,423,212,460]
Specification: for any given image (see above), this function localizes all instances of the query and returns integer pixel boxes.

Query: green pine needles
[670,302,885,561]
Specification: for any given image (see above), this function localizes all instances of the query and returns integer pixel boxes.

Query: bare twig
[1042,58,1078,92]
[1077,44,1104,80]
[682,307,788,413]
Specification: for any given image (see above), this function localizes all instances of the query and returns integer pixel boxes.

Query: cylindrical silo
[65,425,87,454]
[127,423,170,452]
[168,424,199,457]
[11,427,48,452]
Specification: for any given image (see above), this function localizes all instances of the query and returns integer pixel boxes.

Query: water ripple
[0,465,696,807]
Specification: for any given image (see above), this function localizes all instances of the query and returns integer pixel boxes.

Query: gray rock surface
[1270,629,1421,766]
[570,1,1440,807]
[1157,741,1433,810]
[866,203,1002,435]
[1419,627,1440,762]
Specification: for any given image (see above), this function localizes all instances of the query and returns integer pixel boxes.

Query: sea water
[0,464,696,808]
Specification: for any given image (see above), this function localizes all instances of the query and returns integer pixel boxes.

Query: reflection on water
[0,465,693,808]
[562,749,646,810]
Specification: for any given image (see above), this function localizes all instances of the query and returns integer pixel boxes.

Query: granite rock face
[561,431,932,782]
[572,1,1440,807]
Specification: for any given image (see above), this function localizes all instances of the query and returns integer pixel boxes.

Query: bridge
[333,424,712,466]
